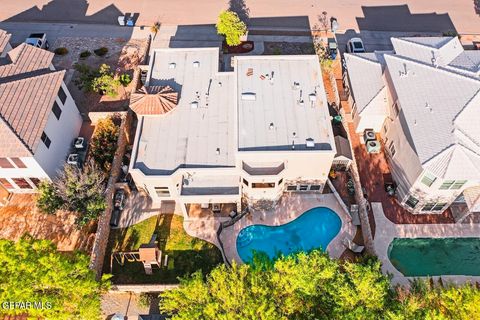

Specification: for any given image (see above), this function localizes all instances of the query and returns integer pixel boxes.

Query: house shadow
[356,5,456,33]
[3,0,139,25]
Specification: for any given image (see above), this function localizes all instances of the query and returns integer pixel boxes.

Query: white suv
[346,38,365,53]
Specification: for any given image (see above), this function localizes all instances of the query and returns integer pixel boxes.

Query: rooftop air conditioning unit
[363,129,376,142]
[306,138,315,148]
[67,153,79,165]
[193,61,200,68]
[191,101,198,109]
[73,137,85,150]
[169,62,176,69]
[241,92,256,101]
[309,93,317,102]
[366,140,381,154]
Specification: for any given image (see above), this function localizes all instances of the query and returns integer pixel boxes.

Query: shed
[333,136,353,169]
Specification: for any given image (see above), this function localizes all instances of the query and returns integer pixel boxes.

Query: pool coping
[220,193,357,265]
[372,202,480,286]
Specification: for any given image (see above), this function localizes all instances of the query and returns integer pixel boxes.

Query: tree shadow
[154,214,174,252]
[228,0,250,22]
[3,0,137,25]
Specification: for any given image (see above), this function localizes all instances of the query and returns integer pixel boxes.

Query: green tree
[216,10,247,46]
[0,236,110,319]
[91,64,121,97]
[89,116,120,173]
[36,180,64,214]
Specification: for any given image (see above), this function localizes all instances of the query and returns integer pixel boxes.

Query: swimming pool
[236,207,342,262]
[388,237,480,277]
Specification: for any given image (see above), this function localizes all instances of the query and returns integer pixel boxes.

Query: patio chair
[350,205,361,226]
[343,238,364,253]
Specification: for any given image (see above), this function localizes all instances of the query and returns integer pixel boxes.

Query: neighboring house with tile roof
[129,48,335,217]
[0,34,82,193]
[344,36,480,217]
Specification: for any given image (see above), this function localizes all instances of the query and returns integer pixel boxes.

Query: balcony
[242,161,285,176]
[181,175,240,196]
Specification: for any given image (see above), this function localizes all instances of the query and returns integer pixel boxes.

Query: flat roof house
[0,33,82,193]
[129,48,336,218]
[344,37,480,217]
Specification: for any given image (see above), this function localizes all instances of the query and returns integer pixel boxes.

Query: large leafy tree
[0,236,110,319]
[216,10,247,46]
[161,250,480,320]
[36,160,107,226]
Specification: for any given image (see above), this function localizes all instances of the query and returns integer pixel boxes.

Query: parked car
[25,33,49,49]
[346,38,365,53]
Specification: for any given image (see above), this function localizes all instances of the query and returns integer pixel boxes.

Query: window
[242,178,249,186]
[41,132,51,148]
[29,178,41,188]
[0,158,13,168]
[299,185,308,191]
[439,180,467,190]
[388,141,396,157]
[52,101,62,119]
[286,185,297,191]
[58,86,67,104]
[420,172,436,187]
[405,195,419,208]
[252,182,275,188]
[0,178,13,189]
[10,158,26,168]
[278,178,283,185]
[421,202,435,211]
[432,203,447,211]
[12,178,32,189]
[154,187,170,197]
[310,185,321,191]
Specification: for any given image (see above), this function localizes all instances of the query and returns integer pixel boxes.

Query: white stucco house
[128,48,336,218]
[344,36,480,216]
[0,33,82,193]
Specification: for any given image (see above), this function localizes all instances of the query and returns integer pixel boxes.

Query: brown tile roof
[0,29,11,54]
[130,86,178,115]
[0,43,54,78]
[0,43,64,156]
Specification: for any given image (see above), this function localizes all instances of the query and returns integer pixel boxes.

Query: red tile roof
[0,29,11,54]
[0,43,64,156]
[130,86,178,115]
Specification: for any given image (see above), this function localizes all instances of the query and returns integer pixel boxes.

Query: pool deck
[220,193,356,265]
[373,202,480,286]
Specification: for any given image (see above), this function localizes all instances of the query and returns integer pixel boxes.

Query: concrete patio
[372,202,480,286]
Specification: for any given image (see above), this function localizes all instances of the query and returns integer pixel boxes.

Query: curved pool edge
[220,193,357,265]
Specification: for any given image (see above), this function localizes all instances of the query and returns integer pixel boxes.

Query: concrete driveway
[1,0,479,34]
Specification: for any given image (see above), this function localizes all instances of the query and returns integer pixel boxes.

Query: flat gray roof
[235,56,334,151]
[134,48,235,175]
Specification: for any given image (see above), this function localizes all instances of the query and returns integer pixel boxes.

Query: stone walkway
[219,193,356,264]
[372,202,480,286]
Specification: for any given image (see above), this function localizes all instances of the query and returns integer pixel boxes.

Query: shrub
[79,50,91,58]
[216,10,247,46]
[74,63,120,97]
[119,73,132,86]
[36,181,64,214]
[54,47,68,55]
[89,116,120,173]
[94,47,109,56]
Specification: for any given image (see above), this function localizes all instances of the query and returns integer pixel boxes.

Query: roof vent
[216,148,220,155]
[191,101,199,109]
[169,63,176,69]
[269,122,275,130]
[309,93,317,102]
[306,138,315,148]
[241,92,256,101]
[292,82,300,90]
[193,61,200,68]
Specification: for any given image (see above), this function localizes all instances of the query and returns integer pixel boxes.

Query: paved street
[1,0,479,34]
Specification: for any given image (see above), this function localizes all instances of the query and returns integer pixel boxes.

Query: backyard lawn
[106,214,223,284]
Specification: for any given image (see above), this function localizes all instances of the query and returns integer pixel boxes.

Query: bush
[216,10,247,46]
[36,181,64,214]
[89,116,120,172]
[54,47,68,55]
[79,50,91,58]
[94,47,109,56]
[119,73,132,86]
[74,63,120,97]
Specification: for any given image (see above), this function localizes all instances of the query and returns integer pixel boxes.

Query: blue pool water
[236,207,342,262]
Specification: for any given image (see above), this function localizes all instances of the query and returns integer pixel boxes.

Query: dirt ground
[52,37,148,113]
[0,194,95,252]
